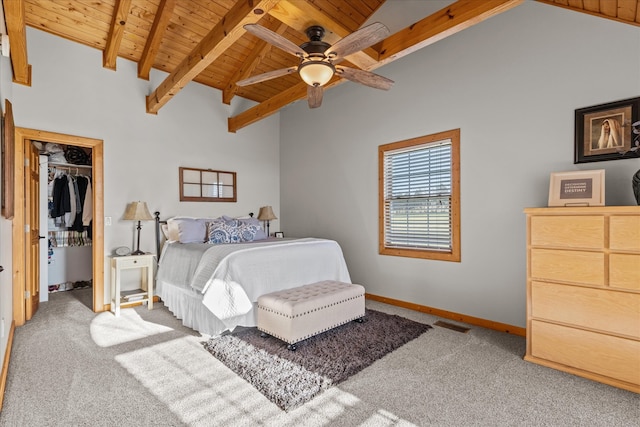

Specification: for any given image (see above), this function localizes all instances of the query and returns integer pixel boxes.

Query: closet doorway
[12,128,104,326]
[42,143,93,304]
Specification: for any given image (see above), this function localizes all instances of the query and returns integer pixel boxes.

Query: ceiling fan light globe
[299,61,334,87]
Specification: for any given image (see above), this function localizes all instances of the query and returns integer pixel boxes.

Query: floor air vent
[434,320,470,333]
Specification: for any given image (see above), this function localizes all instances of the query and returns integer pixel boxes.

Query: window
[179,167,237,202]
[379,129,460,262]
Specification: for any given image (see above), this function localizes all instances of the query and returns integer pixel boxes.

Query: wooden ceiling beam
[228,0,525,132]
[103,0,132,70]
[377,0,524,66]
[228,80,309,132]
[4,0,31,86]
[222,22,288,105]
[268,0,377,69]
[138,0,176,80]
[146,0,281,115]
[536,0,640,26]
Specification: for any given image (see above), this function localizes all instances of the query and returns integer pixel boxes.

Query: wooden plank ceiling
[4,0,639,132]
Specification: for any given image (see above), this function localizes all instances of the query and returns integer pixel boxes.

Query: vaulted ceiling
[2,0,639,132]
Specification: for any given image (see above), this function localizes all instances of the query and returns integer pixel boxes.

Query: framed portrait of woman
[575,96,640,163]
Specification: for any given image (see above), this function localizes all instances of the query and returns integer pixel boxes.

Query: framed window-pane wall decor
[179,167,237,202]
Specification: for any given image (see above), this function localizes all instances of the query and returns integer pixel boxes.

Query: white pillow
[165,217,191,242]
[161,223,170,240]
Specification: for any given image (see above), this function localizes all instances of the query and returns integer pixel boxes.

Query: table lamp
[122,201,154,255]
[257,205,277,237]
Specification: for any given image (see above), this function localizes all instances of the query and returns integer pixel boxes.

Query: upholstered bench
[257,280,365,350]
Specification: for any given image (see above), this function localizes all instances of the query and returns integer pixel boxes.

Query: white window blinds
[383,139,453,251]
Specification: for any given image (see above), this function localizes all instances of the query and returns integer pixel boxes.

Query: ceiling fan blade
[244,24,305,58]
[325,22,390,62]
[336,66,394,90]
[307,85,323,108]
[236,67,297,86]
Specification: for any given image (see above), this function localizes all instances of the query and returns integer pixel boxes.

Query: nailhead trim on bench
[261,312,364,343]
[257,294,363,319]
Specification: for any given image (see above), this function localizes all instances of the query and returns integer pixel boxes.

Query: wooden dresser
[524,206,640,393]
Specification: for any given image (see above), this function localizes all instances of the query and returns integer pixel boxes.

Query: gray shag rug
[203,309,432,411]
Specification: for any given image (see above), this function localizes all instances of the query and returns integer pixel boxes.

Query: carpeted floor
[1,289,638,426]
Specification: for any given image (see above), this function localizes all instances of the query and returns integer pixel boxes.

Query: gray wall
[279,2,640,328]
[7,28,282,308]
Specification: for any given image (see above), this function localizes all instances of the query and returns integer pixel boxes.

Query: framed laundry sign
[548,170,605,207]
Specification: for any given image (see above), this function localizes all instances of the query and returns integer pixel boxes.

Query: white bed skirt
[156,279,256,336]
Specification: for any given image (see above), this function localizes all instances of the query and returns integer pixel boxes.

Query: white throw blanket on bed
[157,238,352,331]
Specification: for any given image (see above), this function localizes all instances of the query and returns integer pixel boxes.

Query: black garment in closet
[51,175,70,219]
[50,173,92,237]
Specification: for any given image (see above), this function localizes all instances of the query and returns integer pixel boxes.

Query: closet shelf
[48,161,92,169]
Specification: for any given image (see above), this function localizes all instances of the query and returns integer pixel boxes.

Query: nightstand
[110,253,155,317]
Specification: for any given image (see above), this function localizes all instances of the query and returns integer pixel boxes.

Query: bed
[154,213,352,336]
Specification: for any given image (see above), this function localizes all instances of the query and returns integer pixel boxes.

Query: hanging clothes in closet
[47,163,93,293]
[49,167,93,238]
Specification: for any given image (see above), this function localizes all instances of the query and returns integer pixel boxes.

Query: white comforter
[156,238,352,331]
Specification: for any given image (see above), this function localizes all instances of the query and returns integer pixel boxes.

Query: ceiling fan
[236,22,394,108]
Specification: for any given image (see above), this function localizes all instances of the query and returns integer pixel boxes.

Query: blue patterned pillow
[206,220,258,244]
[237,222,259,242]
[222,215,267,240]
[206,221,232,244]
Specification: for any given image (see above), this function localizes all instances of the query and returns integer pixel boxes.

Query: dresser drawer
[610,253,640,291]
[530,249,604,286]
[531,320,640,386]
[530,216,604,249]
[610,216,640,251]
[531,281,640,339]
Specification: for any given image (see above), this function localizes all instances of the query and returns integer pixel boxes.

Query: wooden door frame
[13,128,104,326]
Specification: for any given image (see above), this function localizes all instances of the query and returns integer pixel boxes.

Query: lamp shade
[298,60,335,87]
[257,206,277,221]
[122,201,153,221]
